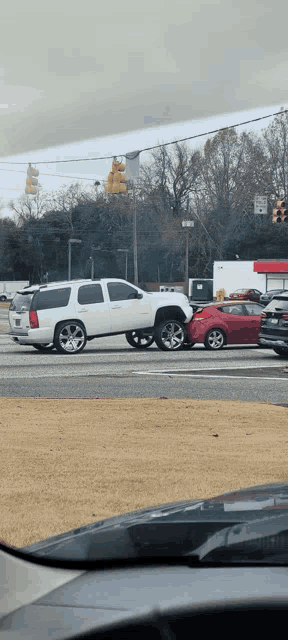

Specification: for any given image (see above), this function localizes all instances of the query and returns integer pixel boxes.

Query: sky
[0,103,285,220]
[2,2,288,219]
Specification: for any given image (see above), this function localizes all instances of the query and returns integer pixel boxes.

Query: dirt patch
[1,397,288,548]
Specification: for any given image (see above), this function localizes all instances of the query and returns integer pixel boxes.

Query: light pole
[182,220,194,297]
[117,249,129,280]
[68,239,82,280]
[89,256,94,280]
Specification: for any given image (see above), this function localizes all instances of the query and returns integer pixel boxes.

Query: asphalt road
[1,306,287,403]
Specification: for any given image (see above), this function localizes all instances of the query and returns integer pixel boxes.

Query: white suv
[8,279,193,353]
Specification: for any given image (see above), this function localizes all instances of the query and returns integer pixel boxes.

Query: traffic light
[25,165,39,195]
[106,160,127,194]
[272,200,288,223]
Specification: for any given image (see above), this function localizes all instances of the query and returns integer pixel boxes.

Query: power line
[0,167,105,181]
[0,108,286,166]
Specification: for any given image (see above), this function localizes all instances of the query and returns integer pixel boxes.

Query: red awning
[254,261,288,273]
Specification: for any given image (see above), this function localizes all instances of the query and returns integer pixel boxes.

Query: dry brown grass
[1,397,288,547]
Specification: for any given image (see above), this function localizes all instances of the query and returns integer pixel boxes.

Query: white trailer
[0,281,30,302]
[213,261,265,298]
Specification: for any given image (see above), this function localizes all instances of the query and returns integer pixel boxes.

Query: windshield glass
[2,7,288,570]
[234,289,248,293]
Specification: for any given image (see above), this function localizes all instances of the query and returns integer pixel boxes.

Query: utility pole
[132,182,138,286]
[125,150,140,287]
[68,239,82,280]
[117,249,129,280]
[182,220,194,297]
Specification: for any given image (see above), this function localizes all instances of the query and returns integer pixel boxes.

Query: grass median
[0,397,287,548]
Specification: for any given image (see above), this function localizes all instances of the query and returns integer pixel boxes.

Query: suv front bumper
[258,337,288,348]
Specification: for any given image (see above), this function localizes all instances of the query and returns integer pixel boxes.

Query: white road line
[133,372,288,380]
[133,363,284,372]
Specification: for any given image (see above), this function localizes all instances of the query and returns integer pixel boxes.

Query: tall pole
[182,220,194,298]
[132,181,138,286]
[185,227,189,297]
[68,241,71,281]
[125,251,128,281]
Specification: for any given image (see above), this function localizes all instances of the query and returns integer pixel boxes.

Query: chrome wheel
[54,322,87,354]
[204,329,225,350]
[154,319,185,351]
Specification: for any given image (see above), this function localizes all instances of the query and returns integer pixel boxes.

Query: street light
[117,249,129,280]
[68,239,82,280]
[182,220,194,297]
[89,256,94,280]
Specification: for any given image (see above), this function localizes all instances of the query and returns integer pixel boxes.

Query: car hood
[18,483,288,562]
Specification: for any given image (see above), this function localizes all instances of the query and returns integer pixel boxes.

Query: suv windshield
[265,297,288,312]
[9,292,33,312]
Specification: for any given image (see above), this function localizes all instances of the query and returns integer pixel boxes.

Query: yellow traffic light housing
[25,166,39,195]
[106,160,127,194]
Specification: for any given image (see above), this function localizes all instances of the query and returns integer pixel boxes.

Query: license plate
[15,319,21,326]
[270,318,278,324]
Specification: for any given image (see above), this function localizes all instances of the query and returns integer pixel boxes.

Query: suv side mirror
[136,293,143,299]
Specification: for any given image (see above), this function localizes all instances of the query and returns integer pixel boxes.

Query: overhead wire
[0,107,286,166]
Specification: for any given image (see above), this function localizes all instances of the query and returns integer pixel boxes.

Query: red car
[186,301,264,350]
[229,288,262,302]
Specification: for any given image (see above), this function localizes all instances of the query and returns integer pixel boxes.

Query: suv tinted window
[31,287,71,310]
[9,293,33,312]
[78,284,104,304]
[107,282,138,301]
[265,297,288,312]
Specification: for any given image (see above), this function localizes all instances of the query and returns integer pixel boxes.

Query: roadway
[0,306,287,403]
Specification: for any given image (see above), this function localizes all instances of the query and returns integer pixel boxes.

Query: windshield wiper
[186,512,288,564]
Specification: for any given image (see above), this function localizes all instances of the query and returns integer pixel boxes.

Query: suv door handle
[79,308,88,312]
[112,305,121,309]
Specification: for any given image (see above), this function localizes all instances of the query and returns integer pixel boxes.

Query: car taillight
[194,312,213,321]
[282,314,288,321]
[29,311,39,328]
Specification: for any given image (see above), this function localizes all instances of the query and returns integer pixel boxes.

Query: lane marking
[133,363,285,372]
[133,372,288,380]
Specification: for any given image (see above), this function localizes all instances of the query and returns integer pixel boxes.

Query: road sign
[182,220,194,227]
[254,196,267,215]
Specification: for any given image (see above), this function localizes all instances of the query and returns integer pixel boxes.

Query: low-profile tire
[204,328,226,350]
[181,342,195,350]
[273,347,288,357]
[125,330,154,349]
[54,321,87,354]
[32,343,55,351]
[154,319,185,351]
[0,295,6,302]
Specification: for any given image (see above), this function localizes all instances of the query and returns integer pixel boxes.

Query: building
[213,260,288,298]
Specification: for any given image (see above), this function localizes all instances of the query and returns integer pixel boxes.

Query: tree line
[1,108,288,285]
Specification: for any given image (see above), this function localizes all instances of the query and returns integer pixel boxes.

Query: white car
[8,278,193,354]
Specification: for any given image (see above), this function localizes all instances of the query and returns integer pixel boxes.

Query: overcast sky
[1,1,288,217]
[0,103,285,219]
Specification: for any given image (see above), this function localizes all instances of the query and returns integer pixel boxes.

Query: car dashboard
[1,548,288,639]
